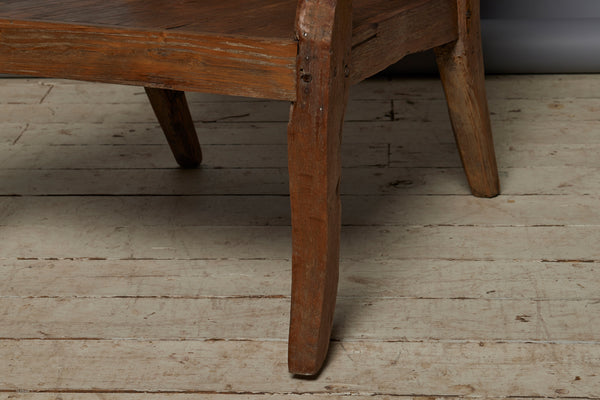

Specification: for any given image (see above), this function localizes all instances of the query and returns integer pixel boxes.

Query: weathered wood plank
[0,19,298,100]
[12,75,600,105]
[0,0,299,40]
[1,225,599,261]
[1,259,597,300]
[0,168,295,196]
[341,194,600,226]
[2,297,598,342]
[0,143,388,169]
[0,166,598,195]
[391,142,600,168]
[0,259,294,298]
[12,119,600,147]
[351,74,600,100]
[2,195,599,227]
[0,396,591,400]
[392,98,600,123]
[0,100,391,124]
[4,141,600,171]
[1,97,598,126]
[0,80,53,104]
[0,124,25,145]
[0,340,597,396]
[7,129,600,169]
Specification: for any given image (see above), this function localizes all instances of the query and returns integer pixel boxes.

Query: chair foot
[286,0,352,376]
[434,0,499,198]
[145,87,202,168]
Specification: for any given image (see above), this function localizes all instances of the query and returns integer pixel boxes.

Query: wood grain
[350,0,457,83]
[1,340,598,396]
[7,75,596,105]
[3,297,599,342]
[434,0,499,197]
[0,143,387,169]
[0,0,462,100]
[0,396,592,400]
[2,166,599,196]
[4,194,600,227]
[0,99,390,124]
[2,224,600,261]
[4,96,598,128]
[286,0,352,375]
[0,19,298,100]
[3,258,596,300]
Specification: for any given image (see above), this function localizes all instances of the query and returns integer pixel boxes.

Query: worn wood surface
[0,18,298,100]
[0,397,595,400]
[350,0,457,83]
[1,76,600,397]
[0,0,458,99]
[2,166,599,195]
[2,258,597,300]
[1,341,598,396]
[3,296,599,341]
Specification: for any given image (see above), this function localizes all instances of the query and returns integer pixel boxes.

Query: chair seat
[0,0,299,40]
[0,0,457,99]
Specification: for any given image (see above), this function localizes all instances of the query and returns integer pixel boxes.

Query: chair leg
[434,0,499,198]
[287,0,352,376]
[145,87,202,168]
[287,89,346,376]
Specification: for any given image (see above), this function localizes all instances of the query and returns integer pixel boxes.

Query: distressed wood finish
[144,88,202,168]
[0,0,460,100]
[350,0,457,84]
[4,296,600,342]
[0,19,298,100]
[0,0,500,376]
[1,340,599,395]
[287,0,352,375]
[3,257,598,301]
[434,0,499,197]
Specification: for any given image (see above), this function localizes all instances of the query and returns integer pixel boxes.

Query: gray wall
[3,1,599,76]
[391,0,600,74]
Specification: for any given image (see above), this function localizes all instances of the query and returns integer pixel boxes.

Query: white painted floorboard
[0,76,599,399]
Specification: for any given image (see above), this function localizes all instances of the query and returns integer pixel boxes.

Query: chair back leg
[434,0,500,198]
[145,87,202,168]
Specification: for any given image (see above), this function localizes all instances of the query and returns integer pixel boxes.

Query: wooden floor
[1,75,599,399]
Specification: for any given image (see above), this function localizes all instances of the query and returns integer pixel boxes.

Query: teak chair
[0,0,499,375]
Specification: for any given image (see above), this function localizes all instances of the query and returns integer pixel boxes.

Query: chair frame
[0,0,499,375]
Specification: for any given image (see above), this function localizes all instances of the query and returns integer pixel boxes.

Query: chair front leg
[287,0,352,376]
[434,0,499,198]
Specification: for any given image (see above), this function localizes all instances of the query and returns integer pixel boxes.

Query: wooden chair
[0,0,499,375]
